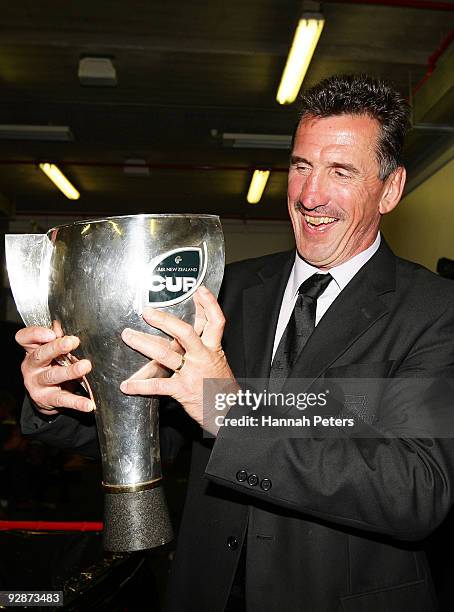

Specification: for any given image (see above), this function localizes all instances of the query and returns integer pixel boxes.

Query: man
[18,74,454,611]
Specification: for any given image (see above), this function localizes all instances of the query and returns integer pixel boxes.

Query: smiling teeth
[304,215,337,226]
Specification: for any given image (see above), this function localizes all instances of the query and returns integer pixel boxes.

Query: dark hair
[295,73,411,180]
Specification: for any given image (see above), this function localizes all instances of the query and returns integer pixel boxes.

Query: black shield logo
[147,243,207,307]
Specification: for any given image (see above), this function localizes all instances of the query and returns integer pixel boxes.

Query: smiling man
[288,113,404,268]
[18,74,454,612]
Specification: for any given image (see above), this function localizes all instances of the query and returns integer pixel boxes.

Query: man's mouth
[304,214,338,228]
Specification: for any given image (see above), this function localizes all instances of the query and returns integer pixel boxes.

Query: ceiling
[0,0,453,222]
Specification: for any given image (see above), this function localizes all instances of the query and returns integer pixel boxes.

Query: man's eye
[296,165,311,172]
[334,169,349,179]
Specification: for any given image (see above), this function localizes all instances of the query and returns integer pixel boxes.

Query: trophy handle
[5,234,53,329]
[4,234,88,388]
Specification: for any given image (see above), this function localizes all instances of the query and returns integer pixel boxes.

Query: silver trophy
[5,213,225,551]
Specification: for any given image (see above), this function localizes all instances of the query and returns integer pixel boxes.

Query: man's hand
[15,326,94,415]
[120,286,239,430]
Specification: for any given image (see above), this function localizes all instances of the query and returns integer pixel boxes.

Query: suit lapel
[242,252,294,379]
[287,239,397,386]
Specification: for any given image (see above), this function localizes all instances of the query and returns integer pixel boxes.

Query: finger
[127,336,183,379]
[193,292,208,336]
[149,334,180,351]
[15,326,56,351]
[30,335,80,367]
[120,377,174,397]
[128,359,172,380]
[148,334,183,355]
[142,307,200,352]
[170,337,184,355]
[37,359,92,387]
[195,286,225,348]
[51,320,64,338]
[121,328,183,371]
[37,388,95,412]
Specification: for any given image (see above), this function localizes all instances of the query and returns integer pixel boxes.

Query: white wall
[221,219,294,263]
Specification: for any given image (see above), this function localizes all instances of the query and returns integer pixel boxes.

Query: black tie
[270,273,333,386]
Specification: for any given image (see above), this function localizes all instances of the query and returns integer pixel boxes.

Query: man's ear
[379,166,406,214]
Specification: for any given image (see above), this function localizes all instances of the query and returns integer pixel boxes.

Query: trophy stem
[103,486,174,552]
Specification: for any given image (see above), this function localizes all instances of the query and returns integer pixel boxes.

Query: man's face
[288,114,388,269]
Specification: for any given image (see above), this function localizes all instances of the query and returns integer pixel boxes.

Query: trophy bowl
[6,213,225,551]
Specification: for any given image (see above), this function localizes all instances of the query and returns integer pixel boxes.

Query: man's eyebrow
[329,162,360,175]
[290,155,311,165]
[290,156,361,175]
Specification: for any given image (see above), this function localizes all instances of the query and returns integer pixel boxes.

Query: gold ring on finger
[174,354,186,372]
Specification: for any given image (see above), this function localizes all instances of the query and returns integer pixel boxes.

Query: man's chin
[296,243,342,269]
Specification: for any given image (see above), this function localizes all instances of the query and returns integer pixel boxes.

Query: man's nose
[299,171,327,210]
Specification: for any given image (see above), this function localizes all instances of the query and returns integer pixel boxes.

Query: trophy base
[103,485,174,552]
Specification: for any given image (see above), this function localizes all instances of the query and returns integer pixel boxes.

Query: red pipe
[0,520,103,532]
[412,28,454,95]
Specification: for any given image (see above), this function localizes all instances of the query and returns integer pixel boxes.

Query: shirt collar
[291,232,381,298]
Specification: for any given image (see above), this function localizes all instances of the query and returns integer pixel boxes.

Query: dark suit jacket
[163,240,454,612]
[21,240,454,612]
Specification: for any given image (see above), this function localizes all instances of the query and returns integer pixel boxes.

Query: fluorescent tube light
[247,170,270,204]
[0,125,73,141]
[223,133,292,150]
[276,14,325,105]
[39,163,80,200]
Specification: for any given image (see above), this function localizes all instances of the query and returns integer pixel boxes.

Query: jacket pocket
[339,579,436,612]
[323,362,395,426]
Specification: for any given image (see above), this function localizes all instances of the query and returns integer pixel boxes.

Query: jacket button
[236,470,248,482]
[260,478,272,491]
[248,474,259,486]
[227,536,238,550]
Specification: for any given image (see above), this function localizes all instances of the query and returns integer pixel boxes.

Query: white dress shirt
[272,232,381,360]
